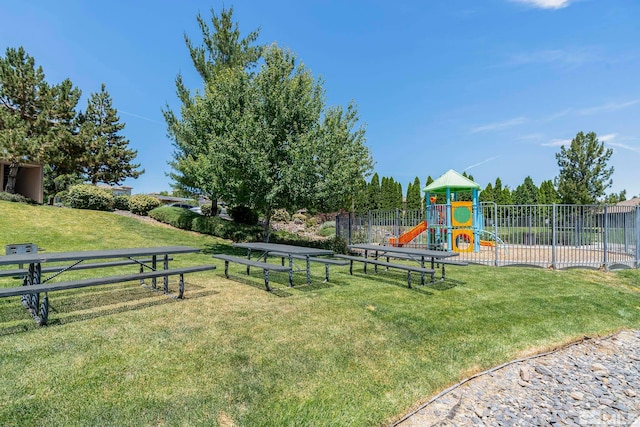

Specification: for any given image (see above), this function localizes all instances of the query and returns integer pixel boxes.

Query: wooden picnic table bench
[333,254,435,288]
[212,254,291,291]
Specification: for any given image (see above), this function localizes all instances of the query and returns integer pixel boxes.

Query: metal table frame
[232,242,333,286]
[347,244,459,285]
[0,246,201,317]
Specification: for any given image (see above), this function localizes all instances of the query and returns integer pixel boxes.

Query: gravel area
[396,330,640,426]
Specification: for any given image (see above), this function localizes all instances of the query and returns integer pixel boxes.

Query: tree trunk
[263,207,272,242]
[4,161,19,194]
[210,198,217,217]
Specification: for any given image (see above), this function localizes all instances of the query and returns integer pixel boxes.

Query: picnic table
[0,246,212,325]
[230,242,335,286]
[345,244,463,285]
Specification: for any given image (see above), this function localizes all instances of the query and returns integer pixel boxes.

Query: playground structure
[337,200,640,270]
[389,170,500,252]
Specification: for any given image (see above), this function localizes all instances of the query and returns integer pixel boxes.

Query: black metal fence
[336,203,639,270]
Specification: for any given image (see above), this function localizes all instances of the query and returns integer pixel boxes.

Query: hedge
[128,195,160,216]
[148,206,200,230]
[65,184,114,211]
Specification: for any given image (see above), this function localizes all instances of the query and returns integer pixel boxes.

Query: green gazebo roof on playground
[423,169,481,194]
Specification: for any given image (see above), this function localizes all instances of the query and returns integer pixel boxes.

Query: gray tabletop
[347,244,458,259]
[233,242,333,256]
[0,246,201,266]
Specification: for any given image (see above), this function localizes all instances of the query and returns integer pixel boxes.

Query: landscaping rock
[397,330,640,426]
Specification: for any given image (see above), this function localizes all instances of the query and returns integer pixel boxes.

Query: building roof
[616,197,640,207]
[423,169,481,193]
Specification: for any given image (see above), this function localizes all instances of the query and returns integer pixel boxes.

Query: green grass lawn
[1,201,640,426]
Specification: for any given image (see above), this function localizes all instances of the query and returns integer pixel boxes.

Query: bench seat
[0,264,216,326]
[267,252,348,281]
[381,253,468,279]
[0,257,173,278]
[212,254,291,291]
[333,254,435,288]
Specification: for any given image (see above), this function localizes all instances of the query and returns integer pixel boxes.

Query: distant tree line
[351,131,628,213]
[0,47,143,201]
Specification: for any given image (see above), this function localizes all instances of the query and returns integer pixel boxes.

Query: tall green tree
[43,79,87,197]
[537,180,559,205]
[512,176,538,205]
[604,190,626,204]
[236,44,371,238]
[0,47,56,193]
[479,182,494,203]
[164,7,263,214]
[80,84,142,185]
[395,180,403,210]
[380,176,395,210]
[312,103,372,212]
[167,18,373,240]
[555,131,613,204]
[368,173,381,210]
[352,177,368,213]
[500,187,513,205]
[406,176,422,210]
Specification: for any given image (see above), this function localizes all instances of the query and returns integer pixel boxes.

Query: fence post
[368,211,372,244]
[636,206,640,268]
[493,203,498,266]
[603,205,609,270]
[623,209,628,254]
[393,209,398,243]
[552,204,557,270]
[348,212,352,245]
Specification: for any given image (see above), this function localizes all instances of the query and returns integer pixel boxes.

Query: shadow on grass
[220,272,294,297]
[349,271,436,296]
[220,270,354,296]
[201,243,247,256]
[0,281,219,335]
[427,278,465,291]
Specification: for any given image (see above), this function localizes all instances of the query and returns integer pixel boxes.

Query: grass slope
[1,201,640,426]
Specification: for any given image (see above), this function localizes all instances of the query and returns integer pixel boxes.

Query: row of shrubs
[149,206,347,251]
[57,184,345,249]
[59,184,268,227]
[60,184,162,215]
[0,191,38,204]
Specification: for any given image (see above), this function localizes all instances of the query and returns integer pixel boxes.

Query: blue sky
[1,0,639,198]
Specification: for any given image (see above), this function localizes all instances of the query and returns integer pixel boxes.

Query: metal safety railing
[336,204,639,270]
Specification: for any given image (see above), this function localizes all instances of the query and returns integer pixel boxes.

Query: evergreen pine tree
[479,183,494,203]
[395,180,403,210]
[80,83,142,185]
[405,176,422,210]
[368,173,381,210]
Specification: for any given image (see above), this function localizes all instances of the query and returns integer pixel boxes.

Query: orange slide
[389,221,428,247]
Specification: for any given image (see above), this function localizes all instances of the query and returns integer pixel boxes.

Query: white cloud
[602,135,640,154]
[541,138,572,147]
[464,156,501,171]
[578,100,640,115]
[599,133,617,143]
[120,110,165,125]
[470,117,527,133]
[510,0,572,9]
